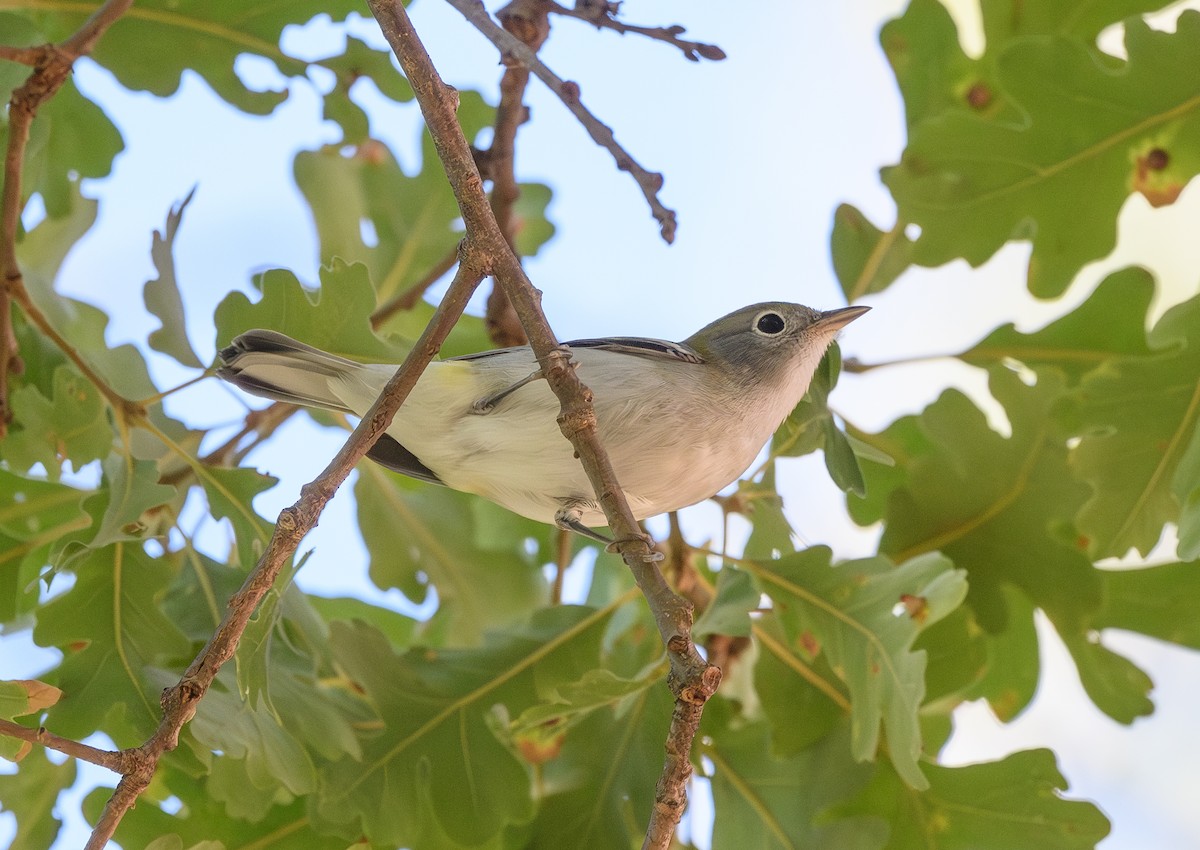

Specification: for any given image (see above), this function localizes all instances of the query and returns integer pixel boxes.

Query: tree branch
[445,0,678,243]
[83,257,486,849]
[0,0,136,437]
[480,0,550,348]
[549,1,726,63]
[366,4,717,847]
[0,44,46,66]
[0,718,127,772]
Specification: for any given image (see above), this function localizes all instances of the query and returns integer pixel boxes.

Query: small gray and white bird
[217,302,867,539]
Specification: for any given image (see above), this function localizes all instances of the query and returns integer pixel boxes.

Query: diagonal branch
[82,258,486,850]
[445,0,678,243]
[549,1,726,63]
[366,4,718,848]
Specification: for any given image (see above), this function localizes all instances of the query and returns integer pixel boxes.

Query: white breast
[327,347,796,527]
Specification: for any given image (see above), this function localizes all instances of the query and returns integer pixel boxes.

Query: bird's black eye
[756,312,786,335]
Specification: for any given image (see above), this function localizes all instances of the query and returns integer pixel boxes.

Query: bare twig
[84,257,485,849]
[481,0,550,348]
[0,0,136,436]
[158,401,299,488]
[549,1,726,62]
[369,242,460,329]
[0,718,127,772]
[445,0,678,243]
[0,44,46,66]
[366,4,717,847]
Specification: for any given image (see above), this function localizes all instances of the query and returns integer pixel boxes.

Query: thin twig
[548,1,726,63]
[84,259,485,850]
[369,242,459,329]
[158,401,299,488]
[0,718,128,772]
[479,0,549,347]
[445,0,678,243]
[0,44,45,66]
[365,5,717,848]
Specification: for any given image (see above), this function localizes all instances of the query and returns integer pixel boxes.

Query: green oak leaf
[835,749,1110,850]
[313,606,610,847]
[962,585,1040,721]
[186,666,318,820]
[831,204,914,301]
[33,544,190,741]
[769,343,866,495]
[508,665,663,735]
[144,190,204,368]
[0,472,91,624]
[737,471,798,562]
[318,35,414,144]
[858,366,1158,722]
[294,92,555,309]
[0,469,90,544]
[213,259,402,360]
[706,713,887,850]
[880,0,1169,131]
[22,78,124,218]
[355,464,547,645]
[753,616,847,756]
[1093,560,1200,649]
[307,594,417,649]
[872,369,1095,630]
[197,466,277,570]
[82,768,348,850]
[2,365,112,478]
[86,456,176,554]
[0,14,41,100]
[1067,291,1200,559]
[750,548,967,789]
[884,12,1200,296]
[881,0,987,129]
[0,750,76,849]
[22,2,362,114]
[16,185,160,400]
[0,678,62,720]
[522,683,671,849]
[693,566,759,640]
[960,267,1154,382]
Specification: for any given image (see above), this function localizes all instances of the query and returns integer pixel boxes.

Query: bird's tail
[217,330,359,413]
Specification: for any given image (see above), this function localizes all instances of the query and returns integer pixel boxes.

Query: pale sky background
[3,1,1200,848]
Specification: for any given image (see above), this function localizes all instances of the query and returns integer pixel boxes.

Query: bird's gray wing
[448,337,704,365]
[564,337,705,364]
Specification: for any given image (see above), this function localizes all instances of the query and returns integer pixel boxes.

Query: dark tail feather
[216,329,358,412]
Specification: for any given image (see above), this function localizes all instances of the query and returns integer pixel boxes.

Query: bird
[216,302,868,542]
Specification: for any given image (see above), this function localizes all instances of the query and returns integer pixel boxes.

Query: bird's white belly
[342,354,774,527]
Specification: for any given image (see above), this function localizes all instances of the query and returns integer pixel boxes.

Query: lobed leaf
[884,12,1200,296]
[750,548,967,788]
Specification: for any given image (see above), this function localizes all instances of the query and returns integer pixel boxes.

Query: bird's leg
[471,369,543,414]
[554,502,664,562]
